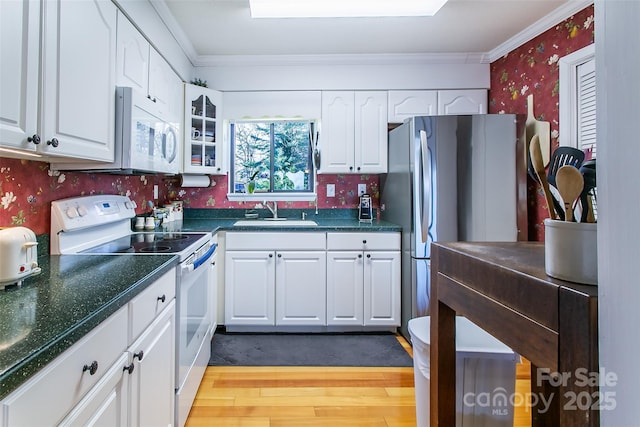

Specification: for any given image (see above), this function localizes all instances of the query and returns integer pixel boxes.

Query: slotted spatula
[547,147,585,220]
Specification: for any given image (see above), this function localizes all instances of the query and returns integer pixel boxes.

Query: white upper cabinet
[0,0,40,154]
[116,13,182,124]
[183,84,225,175]
[116,13,149,94]
[148,49,183,123]
[320,91,387,174]
[39,0,117,161]
[437,89,487,115]
[387,91,438,123]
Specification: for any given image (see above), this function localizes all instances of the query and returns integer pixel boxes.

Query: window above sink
[227,119,318,202]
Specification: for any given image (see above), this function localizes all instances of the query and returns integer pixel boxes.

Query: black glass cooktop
[83,232,208,255]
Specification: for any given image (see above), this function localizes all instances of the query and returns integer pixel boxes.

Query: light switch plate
[327,184,335,197]
[153,185,159,200]
[358,184,366,196]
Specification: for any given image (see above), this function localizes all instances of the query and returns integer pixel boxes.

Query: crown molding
[193,52,491,67]
[488,0,593,63]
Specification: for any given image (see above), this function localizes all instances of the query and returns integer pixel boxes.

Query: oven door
[177,243,216,388]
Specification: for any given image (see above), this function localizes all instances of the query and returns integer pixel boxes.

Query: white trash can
[408,316,518,427]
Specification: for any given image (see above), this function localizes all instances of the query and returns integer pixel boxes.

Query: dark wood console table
[430,242,599,427]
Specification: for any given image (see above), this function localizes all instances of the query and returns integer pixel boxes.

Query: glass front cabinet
[183,84,225,174]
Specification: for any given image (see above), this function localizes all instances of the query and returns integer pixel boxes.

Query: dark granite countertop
[177,208,402,233]
[0,254,178,399]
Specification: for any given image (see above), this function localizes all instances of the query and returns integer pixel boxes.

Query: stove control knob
[77,205,89,217]
[66,207,79,219]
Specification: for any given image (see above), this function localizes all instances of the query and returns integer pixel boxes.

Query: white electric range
[50,194,215,427]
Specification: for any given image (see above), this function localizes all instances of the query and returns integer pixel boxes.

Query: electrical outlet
[358,184,366,196]
[327,183,335,197]
[153,185,159,200]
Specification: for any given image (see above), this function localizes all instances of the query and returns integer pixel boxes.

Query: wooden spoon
[529,135,556,220]
[555,165,584,222]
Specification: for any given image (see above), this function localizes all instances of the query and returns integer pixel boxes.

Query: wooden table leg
[430,247,456,426]
[530,363,560,426]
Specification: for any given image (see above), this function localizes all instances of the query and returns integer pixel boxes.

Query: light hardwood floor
[186,336,532,427]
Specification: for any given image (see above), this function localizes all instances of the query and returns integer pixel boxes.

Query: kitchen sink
[233,219,318,227]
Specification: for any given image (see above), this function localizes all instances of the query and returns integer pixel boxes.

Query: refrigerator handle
[419,130,431,243]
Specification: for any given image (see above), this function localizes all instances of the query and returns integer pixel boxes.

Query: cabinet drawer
[2,307,128,426]
[327,232,400,250]
[129,268,176,344]
[226,232,326,250]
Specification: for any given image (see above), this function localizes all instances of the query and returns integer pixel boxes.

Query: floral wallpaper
[164,174,379,210]
[489,4,594,241]
[0,157,165,235]
[0,156,379,236]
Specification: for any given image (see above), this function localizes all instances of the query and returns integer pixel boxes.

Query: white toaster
[0,226,42,288]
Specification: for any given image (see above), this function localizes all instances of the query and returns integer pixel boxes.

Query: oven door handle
[182,243,217,275]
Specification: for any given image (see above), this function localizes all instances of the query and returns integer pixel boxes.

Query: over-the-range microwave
[53,86,181,175]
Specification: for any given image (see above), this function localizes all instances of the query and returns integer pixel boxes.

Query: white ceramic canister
[544,219,597,285]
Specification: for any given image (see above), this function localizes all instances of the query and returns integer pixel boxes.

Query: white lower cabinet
[276,251,326,326]
[225,231,400,330]
[1,269,177,427]
[225,250,276,325]
[326,251,364,325]
[363,251,401,326]
[127,300,175,427]
[58,352,129,427]
[225,232,326,328]
[327,233,401,327]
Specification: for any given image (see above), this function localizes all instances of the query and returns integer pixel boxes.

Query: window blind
[577,58,596,157]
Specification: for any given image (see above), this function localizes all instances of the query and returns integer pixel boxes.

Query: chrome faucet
[263,201,278,218]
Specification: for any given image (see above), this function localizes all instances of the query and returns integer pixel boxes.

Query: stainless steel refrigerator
[380,114,525,340]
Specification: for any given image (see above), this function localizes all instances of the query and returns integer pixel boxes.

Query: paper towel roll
[179,174,211,188]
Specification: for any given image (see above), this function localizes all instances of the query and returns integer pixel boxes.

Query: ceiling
[160,0,584,62]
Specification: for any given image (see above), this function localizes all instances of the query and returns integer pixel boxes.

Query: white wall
[596,1,640,425]
[193,55,489,91]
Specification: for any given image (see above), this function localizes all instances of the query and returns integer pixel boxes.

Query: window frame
[559,44,596,153]
[227,118,318,202]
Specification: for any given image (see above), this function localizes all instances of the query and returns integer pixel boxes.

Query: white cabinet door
[40,0,117,161]
[355,91,388,174]
[437,89,487,115]
[0,0,40,153]
[115,12,149,95]
[275,251,327,326]
[320,91,387,174]
[364,251,401,326]
[184,84,226,174]
[326,251,364,326]
[387,90,438,123]
[225,250,275,325]
[149,48,182,122]
[319,91,355,174]
[58,353,129,427]
[128,302,176,427]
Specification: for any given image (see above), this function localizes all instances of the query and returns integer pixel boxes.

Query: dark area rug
[209,332,413,367]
